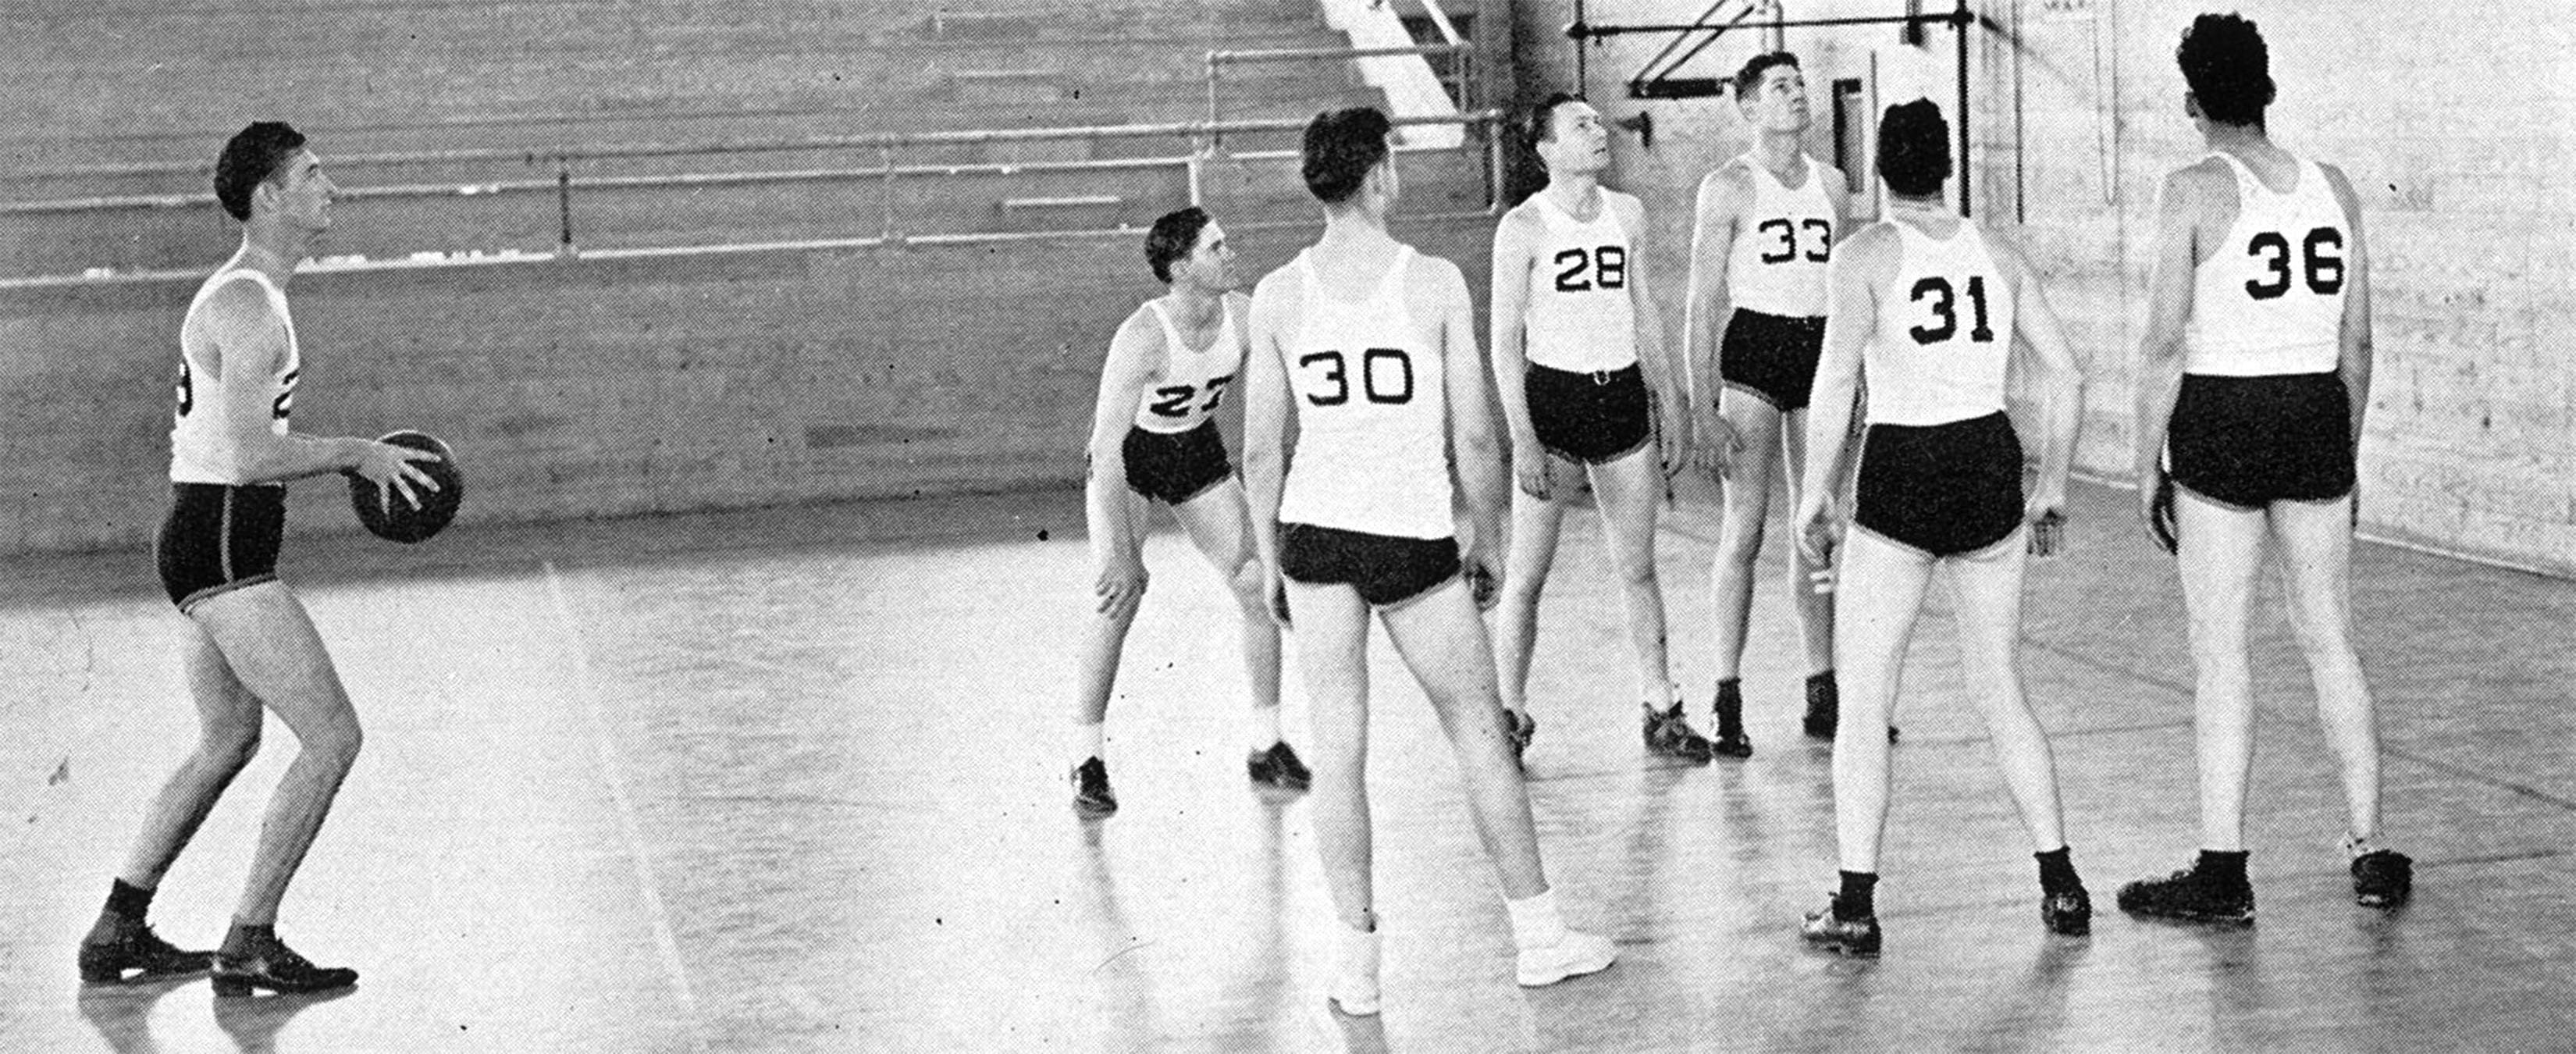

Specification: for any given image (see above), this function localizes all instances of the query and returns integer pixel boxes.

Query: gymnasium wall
[0,0,1514,557]
[1510,0,2575,575]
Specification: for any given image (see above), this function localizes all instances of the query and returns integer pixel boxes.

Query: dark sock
[2196,849,2250,891]
[103,878,155,924]
[2035,847,2080,894]
[1713,679,1744,736]
[1834,870,1878,920]
[222,921,276,956]
[1805,671,1838,715]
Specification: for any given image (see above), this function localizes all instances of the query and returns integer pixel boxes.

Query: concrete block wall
[1511,0,2574,574]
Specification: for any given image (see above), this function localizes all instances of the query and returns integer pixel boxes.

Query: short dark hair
[1876,99,1952,198]
[1521,91,1585,151]
[2176,12,2274,127]
[1302,107,1393,205]
[1144,206,1212,284]
[1731,52,1800,101]
[214,122,307,223]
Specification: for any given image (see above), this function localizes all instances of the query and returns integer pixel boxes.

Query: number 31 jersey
[2185,151,2348,377]
[1278,246,1453,540]
[1860,215,2015,428]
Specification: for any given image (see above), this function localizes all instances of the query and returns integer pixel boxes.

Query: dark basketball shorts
[1123,421,1233,506]
[1853,411,2026,559]
[2169,372,2356,511]
[1527,362,1653,465]
[1720,308,1827,412]
[1279,522,1461,608]
[155,482,287,612]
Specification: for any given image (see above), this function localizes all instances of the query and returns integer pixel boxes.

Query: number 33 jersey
[1129,297,1244,435]
[171,268,301,485]
[2185,151,2349,377]
[1278,246,1453,540]
[1860,215,2016,428]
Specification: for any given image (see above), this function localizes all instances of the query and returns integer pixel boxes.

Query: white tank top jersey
[1277,246,1454,540]
[170,268,301,485]
[1128,297,1244,434]
[2184,151,2350,376]
[1520,187,1638,374]
[1860,214,2016,427]
[1726,154,1836,319]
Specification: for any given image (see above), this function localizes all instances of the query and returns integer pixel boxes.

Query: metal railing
[1202,41,1475,151]
[0,109,1505,292]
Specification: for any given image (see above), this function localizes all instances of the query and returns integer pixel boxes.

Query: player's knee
[298,716,364,770]
[201,721,262,770]
[1226,560,1266,611]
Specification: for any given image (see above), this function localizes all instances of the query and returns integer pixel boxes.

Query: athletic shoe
[1326,925,1380,1016]
[1642,703,1714,764]
[1799,899,1882,956]
[1070,757,1117,817]
[2115,865,2254,925]
[1514,928,1617,987]
[1247,741,1311,792]
[78,920,213,985]
[1710,727,1752,759]
[211,934,357,997]
[1505,709,1537,767]
[1803,676,1898,742]
[2041,885,2093,936]
[2351,850,2413,909]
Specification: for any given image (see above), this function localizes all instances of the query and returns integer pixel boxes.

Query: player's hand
[1794,495,1839,592]
[352,439,441,512]
[1513,437,1557,500]
[1656,411,1690,481]
[1461,553,1501,612]
[1694,415,1741,480]
[1094,557,1148,620]
[2139,468,2177,555]
[1262,563,1293,628]
[2025,489,2067,559]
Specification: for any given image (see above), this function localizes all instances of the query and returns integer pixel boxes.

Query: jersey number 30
[1299,349,1414,406]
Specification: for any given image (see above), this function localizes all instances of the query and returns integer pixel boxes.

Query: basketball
[348,430,461,543]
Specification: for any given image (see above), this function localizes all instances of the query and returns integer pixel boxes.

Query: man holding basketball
[79,122,441,995]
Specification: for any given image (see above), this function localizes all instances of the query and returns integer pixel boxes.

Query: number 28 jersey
[1129,296,1244,434]
[171,268,300,485]
[2185,151,2349,377]
[1277,246,1453,540]
[1859,215,2015,428]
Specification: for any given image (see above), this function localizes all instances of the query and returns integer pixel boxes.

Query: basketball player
[1790,100,2090,955]
[1488,93,1718,765]
[1242,107,1615,1014]
[80,123,443,995]
[1683,52,1876,754]
[2118,13,2410,924]
[1066,206,1308,817]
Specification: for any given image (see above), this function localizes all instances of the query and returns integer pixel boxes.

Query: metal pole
[1204,52,1221,153]
[556,158,574,255]
[1573,0,1589,91]
[1955,0,1971,217]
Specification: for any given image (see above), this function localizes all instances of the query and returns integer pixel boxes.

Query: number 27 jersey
[1277,246,1453,540]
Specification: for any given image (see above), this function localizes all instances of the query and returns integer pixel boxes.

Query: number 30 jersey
[1129,296,1244,435]
[171,268,300,485]
[1860,215,2015,428]
[2185,151,2348,377]
[1277,246,1454,540]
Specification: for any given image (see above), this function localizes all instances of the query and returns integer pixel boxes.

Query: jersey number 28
[1553,247,1626,291]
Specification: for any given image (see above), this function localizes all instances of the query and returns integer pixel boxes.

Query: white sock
[1073,722,1104,766]
[1250,706,1281,752]
[2342,831,2384,860]
[1642,682,1681,714]
[1504,888,1568,950]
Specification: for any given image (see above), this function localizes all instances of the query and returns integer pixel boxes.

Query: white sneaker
[1514,928,1616,987]
[1327,925,1381,1017]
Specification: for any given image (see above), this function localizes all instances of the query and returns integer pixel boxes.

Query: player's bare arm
[204,281,437,503]
[2131,165,2210,540]
[1611,191,1688,478]
[1792,223,1892,575]
[1488,203,1557,500]
[1082,308,1166,618]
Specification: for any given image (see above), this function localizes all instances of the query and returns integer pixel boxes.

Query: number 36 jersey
[1859,215,2016,428]
[171,268,301,485]
[2185,151,2348,377]
[1129,296,1244,435]
[1278,245,1454,540]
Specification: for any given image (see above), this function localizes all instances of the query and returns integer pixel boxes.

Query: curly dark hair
[1876,98,1951,198]
[1302,107,1393,206]
[2177,12,2274,127]
[1521,91,1584,151]
[1144,207,1212,284]
[213,122,306,223]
